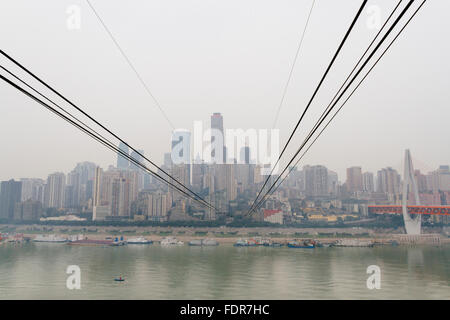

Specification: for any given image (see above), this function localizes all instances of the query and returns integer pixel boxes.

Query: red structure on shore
[368,205,450,216]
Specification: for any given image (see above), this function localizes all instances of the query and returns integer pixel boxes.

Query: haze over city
[1,0,449,181]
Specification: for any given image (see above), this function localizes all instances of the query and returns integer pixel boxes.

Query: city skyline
[2,149,449,218]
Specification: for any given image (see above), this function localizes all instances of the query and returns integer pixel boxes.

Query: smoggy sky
[0,0,448,181]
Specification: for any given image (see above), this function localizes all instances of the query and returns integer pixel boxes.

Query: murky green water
[0,243,448,299]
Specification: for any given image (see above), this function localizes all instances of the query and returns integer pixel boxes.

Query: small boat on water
[253,237,271,246]
[114,276,125,282]
[287,240,315,249]
[333,239,374,247]
[160,237,184,246]
[127,237,153,245]
[188,238,219,246]
[68,239,115,246]
[202,238,219,246]
[269,242,285,247]
[233,238,256,247]
[188,239,202,246]
[111,236,127,246]
[33,234,67,243]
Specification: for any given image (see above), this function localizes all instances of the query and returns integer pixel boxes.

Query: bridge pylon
[402,149,421,235]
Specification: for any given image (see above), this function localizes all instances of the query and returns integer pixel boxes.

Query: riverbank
[1,223,449,245]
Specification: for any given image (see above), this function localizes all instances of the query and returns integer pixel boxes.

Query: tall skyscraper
[376,167,401,195]
[171,130,191,193]
[303,165,329,197]
[163,152,173,168]
[129,149,145,191]
[192,156,206,191]
[93,166,103,207]
[117,142,130,169]
[110,177,130,217]
[346,167,363,193]
[0,179,22,219]
[146,192,169,221]
[239,146,250,164]
[225,164,237,202]
[426,165,450,192]
[211,113,226,163]
[129,149,144,170]
[414,169,428,192]
[44,172,66,209]
[362,172,375,193]
[328,170,339,195]
[20,178,45,203]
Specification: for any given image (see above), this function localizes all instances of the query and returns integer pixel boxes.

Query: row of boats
[4,233,374,248]
[30,234,219,247]
[0,233,31,244]
[233,238,374,248]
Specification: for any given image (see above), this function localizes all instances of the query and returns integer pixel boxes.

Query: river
[0,243,448,299]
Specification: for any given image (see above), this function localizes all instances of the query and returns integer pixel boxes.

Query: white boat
[127,237,153,244]
[201,238,219,246]
[160,237,184,246]
[334,239,373,247]
[67,234,85,242]
[188,239,203,246]
[33,234,67,243]
[234,238,255,247]
[188,238,219,246]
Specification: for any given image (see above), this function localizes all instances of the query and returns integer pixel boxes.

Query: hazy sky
[0,0,449,181]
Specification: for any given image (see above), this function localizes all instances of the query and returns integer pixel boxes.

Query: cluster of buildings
[1,113,450,226]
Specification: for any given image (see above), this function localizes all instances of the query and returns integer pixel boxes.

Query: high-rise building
[225,164,237,202]
[414,170,428,192]
[129,149,144,170]
[362,172,375,193]
[95,168,139,218]
[254,165,264,184]
[163,152,173,168]
[117,142,130,169]
[14,200,42,221]
[426,165,450,192]
[211,113,226,163]
[303,165,328,197]
[170,163,191,204]
[171,129,191,187]
[239,146,250,164]
[146,192,169,221]
[92,166,103,207]
[110,177,130,217]
[346,167,363,193]
[376,167,401,195]
[20,178,45,203]
[129,149,146,191]
[328,170,339,195]
[0,179,22,219]
[192,156,206,191]
[44,173,66,209]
